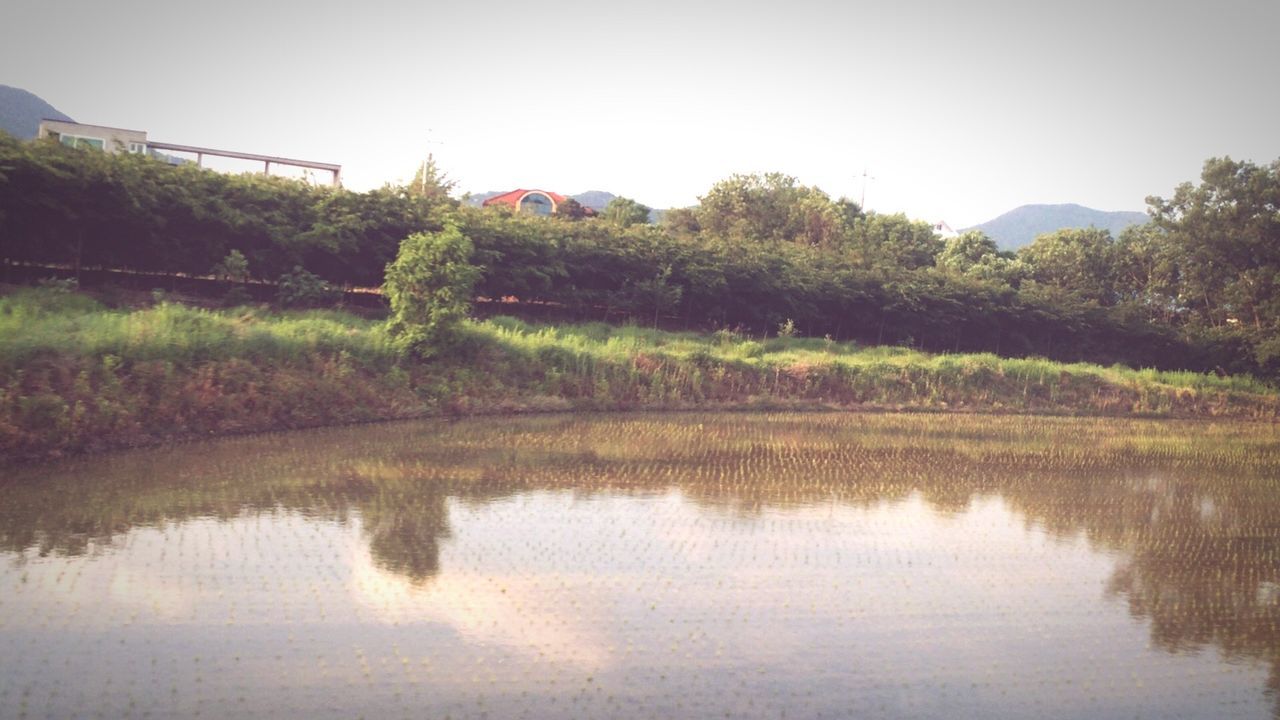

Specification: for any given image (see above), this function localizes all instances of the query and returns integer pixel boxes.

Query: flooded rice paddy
[2,413,1280,719]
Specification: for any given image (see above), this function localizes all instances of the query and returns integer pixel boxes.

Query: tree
[407,154,456,202]
[1113,223,1176,321]
[602,196,651,228]
[384,224,481,357]
[936,230,1021,286]
[621,265,683,328]
[847,212,943,270]
[1017,227,1120,305]
[554,197,587,220]
[211,249,250,282]
[1147,156,1280,332]
[660,207,702,237]
[695,172,853,247]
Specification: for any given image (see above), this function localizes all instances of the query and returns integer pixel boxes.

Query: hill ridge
[965,203,1148,250]
[0,85,73,140]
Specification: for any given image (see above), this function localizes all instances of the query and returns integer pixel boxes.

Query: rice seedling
[1,413,1279,717]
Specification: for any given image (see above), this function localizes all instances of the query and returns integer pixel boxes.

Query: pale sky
[3,0,1278,227]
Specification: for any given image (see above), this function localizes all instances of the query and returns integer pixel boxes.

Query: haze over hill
[966,204,1149,251]
[0,85,72,140]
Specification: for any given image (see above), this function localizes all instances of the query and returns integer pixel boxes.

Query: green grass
[1,287,1276,462]
[0,288,399,368]
[474,315,1274,396]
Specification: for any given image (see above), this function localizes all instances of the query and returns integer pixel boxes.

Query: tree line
[1,132,1277,378]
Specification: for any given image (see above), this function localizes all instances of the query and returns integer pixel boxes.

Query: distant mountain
[0,85,73,140]
[463,190,505,207]
[571,190,616,211]
[965,203,1148,251]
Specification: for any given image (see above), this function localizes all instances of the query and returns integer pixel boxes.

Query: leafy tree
[620,265,683,328]
[211,249,250,282]
[407,154,456,201]
[660,207,702,237]
[1018,227,1120,305]
[602,196,651,228]
[277,266,341,308]
[1113,223,1177,321]
[936,231,1021,286]
[553,197,588,220]
[848,213,943,270]
[1148,157,1280,332]
[696,172,854,247]
[384,224,481,357]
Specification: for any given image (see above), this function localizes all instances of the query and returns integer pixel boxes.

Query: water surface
[2,413,1280,719]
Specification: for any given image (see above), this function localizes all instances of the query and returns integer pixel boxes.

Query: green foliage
[211,249,250,282]
[277,266,342,308]
[0,288,398,369]
[602,196,651,228]
[3,132,1279,380]
[37,276,79,293]
[1018,227,1120,305]
[1148,157,1280,335]
[407,154,456,201]
[848,213,944,270]
[0,132,447,287]
[696,172,858,248]
[554,197,588,220]
[384,224,481,357]
[2,287,1276,460]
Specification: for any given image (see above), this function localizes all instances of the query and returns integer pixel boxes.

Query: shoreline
[7,391,1277,468]
[4,289,1277,465]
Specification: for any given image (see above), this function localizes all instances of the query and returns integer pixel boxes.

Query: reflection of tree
[4,413,1280,709]
[361,491,450,583]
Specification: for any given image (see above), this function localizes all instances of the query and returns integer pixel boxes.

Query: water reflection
[2,413,1279,718]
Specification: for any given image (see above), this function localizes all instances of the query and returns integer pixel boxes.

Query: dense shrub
[384,225,480,357]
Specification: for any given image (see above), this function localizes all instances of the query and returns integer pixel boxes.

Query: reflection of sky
[2,491,1273,719]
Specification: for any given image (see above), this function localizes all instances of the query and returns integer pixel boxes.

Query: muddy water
[2,413,1279,719]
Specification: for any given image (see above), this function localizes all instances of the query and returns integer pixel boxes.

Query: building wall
[37,120,148,154]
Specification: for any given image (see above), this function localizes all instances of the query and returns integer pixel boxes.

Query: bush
[277,266,341,308]
[384,224,481,357]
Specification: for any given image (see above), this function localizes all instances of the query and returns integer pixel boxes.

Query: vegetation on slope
[4,133,1280,380]
[2,287,1275,462]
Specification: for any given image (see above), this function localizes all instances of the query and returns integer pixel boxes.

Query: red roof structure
[481,189,596,217]
[482,189,570,209]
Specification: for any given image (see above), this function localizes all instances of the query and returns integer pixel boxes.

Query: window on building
[519,193,553,216]
[128,142,147,154]
[59,135,106,151]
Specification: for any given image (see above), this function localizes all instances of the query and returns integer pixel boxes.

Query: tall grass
[474,315,1275,396]
[1,288,1276,462]
[0,288,399,369]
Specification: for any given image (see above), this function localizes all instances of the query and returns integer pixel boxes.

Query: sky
[3,0,1278,227]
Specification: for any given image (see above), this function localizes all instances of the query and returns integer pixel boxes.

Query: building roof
[482,189,571,209]
[39,118,147,135]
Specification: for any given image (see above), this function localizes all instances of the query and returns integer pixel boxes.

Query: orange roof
[482,189,571,209]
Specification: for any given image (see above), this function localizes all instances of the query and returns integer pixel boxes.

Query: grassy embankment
[2,286,1277,461]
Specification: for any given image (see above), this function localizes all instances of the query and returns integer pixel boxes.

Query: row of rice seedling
[2,413,1279,718]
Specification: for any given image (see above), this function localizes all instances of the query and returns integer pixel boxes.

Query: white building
[35,119,342,186]
[38,119,148,154]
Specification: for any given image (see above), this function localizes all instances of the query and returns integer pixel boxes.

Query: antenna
[420,129,445,193]
[858,168,876,210]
